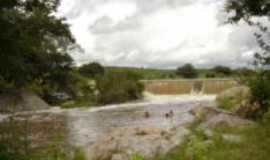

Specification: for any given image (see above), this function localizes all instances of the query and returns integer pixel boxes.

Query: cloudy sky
[57,0,259,69]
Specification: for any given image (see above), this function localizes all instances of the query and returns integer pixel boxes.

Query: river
[67,94,216,147]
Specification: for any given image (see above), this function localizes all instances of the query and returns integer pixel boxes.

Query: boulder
[236,103,262,119]
[0,91,49,113]
[190,106,220,120]
[203,129,242,143]
[88,126,189,160]
[216,86,251,112]
[200,113,252,129]
[191,107,252,129]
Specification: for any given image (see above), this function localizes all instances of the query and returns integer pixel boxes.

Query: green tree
[96,71,144,104]
[176,63,198,79]
[79,62,105,78]
[225,0,270,115]
[213,65,232,76]
[0,0,76,93]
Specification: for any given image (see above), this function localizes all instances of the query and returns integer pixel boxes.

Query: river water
[67,95,216,147]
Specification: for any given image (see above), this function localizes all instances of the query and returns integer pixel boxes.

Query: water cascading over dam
[142,79,238,95]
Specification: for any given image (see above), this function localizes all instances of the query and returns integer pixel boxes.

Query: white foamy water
[67,95,216,147]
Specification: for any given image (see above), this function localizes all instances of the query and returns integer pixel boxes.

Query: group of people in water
[144,110,174,119]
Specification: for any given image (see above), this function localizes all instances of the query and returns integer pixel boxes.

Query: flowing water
[67,94,216,147]
[0,94,217,148]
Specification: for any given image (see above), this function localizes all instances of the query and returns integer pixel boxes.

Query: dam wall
[142,79,238,95]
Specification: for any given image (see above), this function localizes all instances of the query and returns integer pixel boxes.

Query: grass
[60,99,97,108]
[154,112,270,160]
[106,66,178,80]
[106,66,238,80]
[218,96,235,110]
[129,153,145,160]
[0,113,87,160]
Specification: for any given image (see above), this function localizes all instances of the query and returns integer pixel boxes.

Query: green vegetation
[129,153,144,160]
[106,66,244,80]
[156,111,270,160]
[0,115,87,160]
[96,71,144,104]
[226,0,270,118]
[248,73,270,112]
[73,148,87,160]
[216,87,250,112]
[213,65,233,77]
[217,96,235,110]
[79,62,105,78]
[0,0,75,94]
[106,67,177,80]
[154,1,270,159]
[176,63,198,79]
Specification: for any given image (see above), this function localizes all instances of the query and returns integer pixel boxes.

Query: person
[165,110,174,118]
[144,111,150,118]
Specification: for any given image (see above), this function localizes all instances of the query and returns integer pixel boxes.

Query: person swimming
[144,111,150,118]
[165,110,174,118]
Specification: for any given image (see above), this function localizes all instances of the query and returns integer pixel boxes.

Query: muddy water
[67,95,216,147]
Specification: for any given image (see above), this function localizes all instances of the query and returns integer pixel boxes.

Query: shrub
[216,86,251,112]
[213,66,232,76]
[79,62,105,78]
[96,71,144,104]
[129,153,144,160]
[176,64,198,79]
[248,73,270,113]
[73,148,86,160]
[205,72,216,78]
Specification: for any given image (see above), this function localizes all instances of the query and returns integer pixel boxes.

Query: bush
[216,86,251,112]
[79,62,105,78]
[129,153,144,160]
[205,72,216,78]
[96,71,144,104]
[248,73,270,113]
[176,64,198,79]
[213,66,232,76]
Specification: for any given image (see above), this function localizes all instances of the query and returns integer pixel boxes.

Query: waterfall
[190,81,204,95]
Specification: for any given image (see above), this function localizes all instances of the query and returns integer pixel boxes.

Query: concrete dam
[142,79,238,95]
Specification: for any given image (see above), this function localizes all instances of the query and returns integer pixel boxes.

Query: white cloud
[58,0,258,68]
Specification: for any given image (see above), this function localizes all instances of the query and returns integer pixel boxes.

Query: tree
[176,64,198,78]
[0,0,76,92]
[96,71,144,104]
[225,0,270,68]
[225,0,270,115]
[213,65,232,76]
[79,62,105,78]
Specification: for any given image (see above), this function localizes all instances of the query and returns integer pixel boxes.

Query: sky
[57,0,259,69]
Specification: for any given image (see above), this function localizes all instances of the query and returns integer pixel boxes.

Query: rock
[216,86,251,112]
[190,106,220,120]
[200,113,253,129]
[202,129,242,143]
[191,106,253,129]
[0,90,49,113]
[88,126,189,160]
[236,103,262,119]
[222,134,242,143]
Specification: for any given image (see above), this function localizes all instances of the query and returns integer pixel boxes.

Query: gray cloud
[90,16,142,34]
[59,0,260,68]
